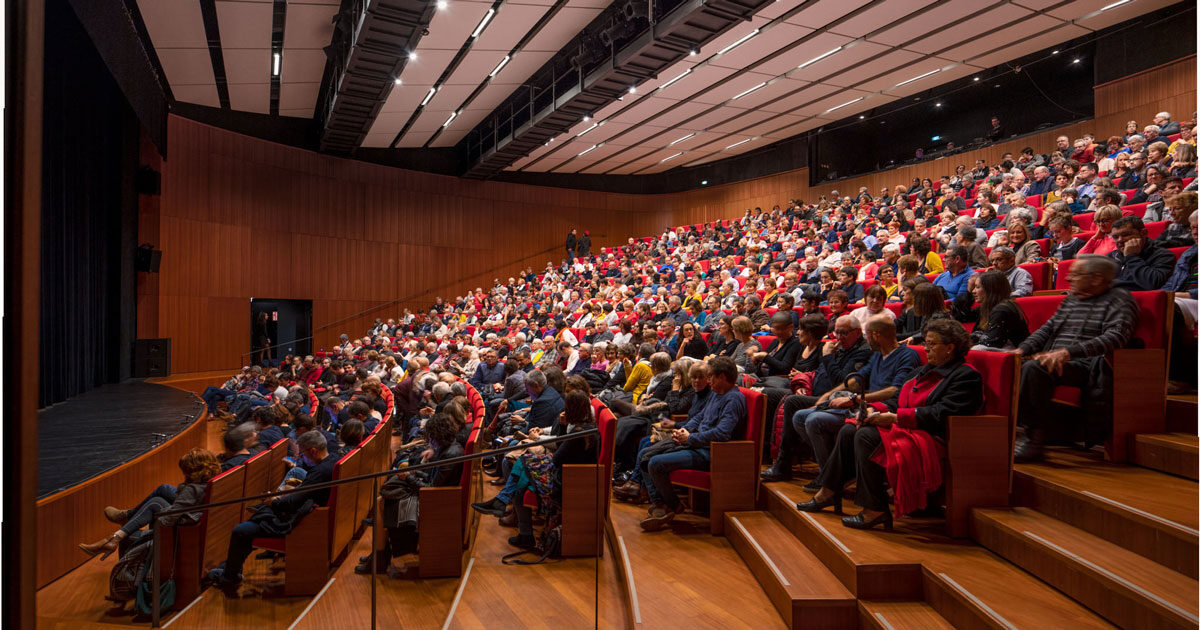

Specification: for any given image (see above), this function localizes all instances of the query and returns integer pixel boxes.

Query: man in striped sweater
[1013,255,1138,462]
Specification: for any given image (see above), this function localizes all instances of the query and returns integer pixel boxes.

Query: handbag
[133,528,179,614]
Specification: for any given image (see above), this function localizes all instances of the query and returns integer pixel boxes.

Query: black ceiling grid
[198,0,231,109]
[654,0,1088,172]
[610,0,1095,175]
[388,0,507,148]
[419,0,571,148]
[270,0,288,116]
[457,0,776,180]
[524,0,891,174]
[318,0,438,153]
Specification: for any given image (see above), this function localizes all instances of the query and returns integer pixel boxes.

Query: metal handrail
[149,426,600,626]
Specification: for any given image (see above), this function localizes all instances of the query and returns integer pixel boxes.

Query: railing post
[151,518,162,627]
[371,475,379,629]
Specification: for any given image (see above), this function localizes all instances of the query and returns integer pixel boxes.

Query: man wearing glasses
[1012,255,1138,462]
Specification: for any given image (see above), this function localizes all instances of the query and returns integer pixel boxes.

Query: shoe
[103,507,131,524]
[508,534,537,549]
[1013,434,1044,463]
[760,464,792,482]
[361,516,375,527]
[498,511,517,527]
[354,555,391,574]
[842,510,893,531]
[204,567,242,595]
[489,478,506,487]
[255,550,283,560]
[639,505,681,532]
[471,497,507,517]
[78,534,121,560]
[801,481,822,493]
[795,492,843,514]
[613,481,641,500]
[613,470,632,485]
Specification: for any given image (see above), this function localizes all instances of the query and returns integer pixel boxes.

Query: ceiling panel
[602,123,670,147]
[790,87,874,117]
[869,0,1000,47]
[279,81,320,112]
[761,117,824,140]
[279,49,328,84]
[708,23,813,71]
[425,83,478,111]
[228,82,269,114]
[937,14,1063,63]
[137,0,208,48]
[708,108,778,134]
[691,71,776,105]
[1071,0,1179,30]
[783,0,874,30]
[611,96,681,125]
[445,49,506,86]
[397,129,436,148]
[423,1,494,49]
[523,7,604,51]
[790,39,889,84]
[572,120,632,144]
[965,23,1090,69]
[223,48,271,85]
[675,105,752,132]
[283,3,337,49]
[819,48,923,88]
[363,132,397,148]
[737,112,807,137]
[473,4,553,51]
[857,56,951,94]
[828,0,940,38]
[904,4,1033,55]
[645,129,724,151]
[399,49,459,85]
[756,81,840,113]
[753,0,814,21]
[170,83,222,108]
[638,99,716,128]
[554,141,625,172]
[655,64,739,101]
[215,1,273,49]
[155,49,218,86]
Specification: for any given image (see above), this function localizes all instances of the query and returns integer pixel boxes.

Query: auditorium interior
[9,0,1200,628]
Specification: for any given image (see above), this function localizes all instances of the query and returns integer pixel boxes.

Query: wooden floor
[39,377,1200,629]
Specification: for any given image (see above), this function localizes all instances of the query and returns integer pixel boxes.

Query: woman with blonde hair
[1079,204,1123,256]
[79,448,222,559]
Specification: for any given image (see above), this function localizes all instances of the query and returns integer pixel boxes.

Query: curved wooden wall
[141,56,1194,373]
[35,413,207,588]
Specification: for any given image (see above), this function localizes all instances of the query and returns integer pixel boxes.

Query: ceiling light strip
[668,133,695,146]
[798,46,841,69]
[421,87,437,106]
[442,111,458,128]
[575,122,600,137]
[894,68,940,87]
[578,144,601,157]
[660,151,683,163]
[824,96,863,114]
[660,68,691,90]
[717,28,759,55]
[472,8,496,38]
[1101,0,1130,10]
[732,82,767,100]
[724,138,752,150]
[489,55,510,78]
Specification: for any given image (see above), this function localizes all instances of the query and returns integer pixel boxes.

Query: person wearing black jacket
[952,271,1030,350]
[1108,216,1177,291]
[750,313,801,379]
[762,318,872,482]
[358,413,464,575]
[208,431,338,592]
[565,228,578,262]
[577,230,592,258]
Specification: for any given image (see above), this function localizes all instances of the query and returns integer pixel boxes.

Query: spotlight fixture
[272,52,281,76]
[1072,58,1081,64]
[394,77,402,85]
[629,85,637,94]
[935,102,942,107]
[858,115,865,119]
[409,51,418,60]
[1052,49,1060,54]
[689,49,698,56]
[436,0,447,9]
[583,114,591,122]
[973,76,980,81]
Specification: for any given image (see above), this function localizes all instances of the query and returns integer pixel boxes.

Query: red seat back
[1019,261,1051,292]
[1146,221,1169,239]
[1130,290,1169,349]
[738,387,767,468]
[909,347,1017,420]
[1016,294,1066,330]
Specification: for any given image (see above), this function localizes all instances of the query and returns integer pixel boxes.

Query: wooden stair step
[1014,448,1198,578]
[763,480,1118,629]
[725,511,856,630]
[1133,433,1198,480]
[857,601,953,630]
[972,507,1199,630]
[1165,396,1196,435]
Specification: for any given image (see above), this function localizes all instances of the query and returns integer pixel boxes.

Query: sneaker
[639,505,678,532]
[508,534,537,549]
[470,497,507,517]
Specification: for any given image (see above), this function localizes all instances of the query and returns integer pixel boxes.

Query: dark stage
[37,381,204,498]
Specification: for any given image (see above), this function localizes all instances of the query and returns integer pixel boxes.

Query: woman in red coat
[796,319,982,530]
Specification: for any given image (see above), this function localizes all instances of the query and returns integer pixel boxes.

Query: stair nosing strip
[729,514,790,587]
[936,572,1018,630]
[873,612,898,630]
[771,487,852,554]
[1021,529,1199,624]
[1079,490,1199,536]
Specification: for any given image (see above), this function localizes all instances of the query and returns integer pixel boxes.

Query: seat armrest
[418,486,463,578]
[945,415,1009,537]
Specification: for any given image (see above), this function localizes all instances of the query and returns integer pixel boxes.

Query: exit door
[250,298,313,366]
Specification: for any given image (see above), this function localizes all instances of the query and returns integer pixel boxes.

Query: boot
[498,510,517,527]
[760,459,793,482]
[79,532,124,560]
[354,550,391,574]
[1013,430,1045,463]
[103,506,131,524]
[471,497,507,517]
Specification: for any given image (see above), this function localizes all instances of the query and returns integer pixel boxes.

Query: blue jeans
[202,387,236,413]
[119,484,179,535]
[223,520,269,580]
[630,437,652,484]
[497,458,532,505]
[793,408,851,476]
[644,448,710,510]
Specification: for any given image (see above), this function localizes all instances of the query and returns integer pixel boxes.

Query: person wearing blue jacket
[640,356,746,531]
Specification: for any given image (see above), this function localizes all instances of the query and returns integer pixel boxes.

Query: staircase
[725,479,1118,629]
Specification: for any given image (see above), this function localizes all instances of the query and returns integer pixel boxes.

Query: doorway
[250,298,313,366]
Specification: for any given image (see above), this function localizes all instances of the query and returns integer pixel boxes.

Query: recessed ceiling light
[409,51,417,60]
[272,52,281,76]
[858,115,864,119]
[394,77,402,85]
[732,82,767,100]
[629,86,637,94]
[1052,50,1060,54]
[798,46,842,69]
[436,0,447,9]
[935,102,942,107]
[689,49,698,56]
[823,96,863,114]
[489,55,510,78]
[660,152,683,163]
[973,77,980,81]
[583,114,590,122]
[660,69,691,90]
[669,133,695,146]
[1072,58,1081,64]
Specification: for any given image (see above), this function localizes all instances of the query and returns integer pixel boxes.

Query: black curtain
[39,0,139,408]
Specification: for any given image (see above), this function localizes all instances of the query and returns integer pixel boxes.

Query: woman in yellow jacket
[621,343,655,403]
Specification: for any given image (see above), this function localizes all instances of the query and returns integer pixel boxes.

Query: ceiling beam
[459,0,775,180]
[198,0,230,109]
[317,0,437,154]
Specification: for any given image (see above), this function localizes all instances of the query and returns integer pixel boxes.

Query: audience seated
[1013,256,1138,462]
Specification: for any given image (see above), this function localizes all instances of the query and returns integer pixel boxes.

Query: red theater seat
[667,387,766,535]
